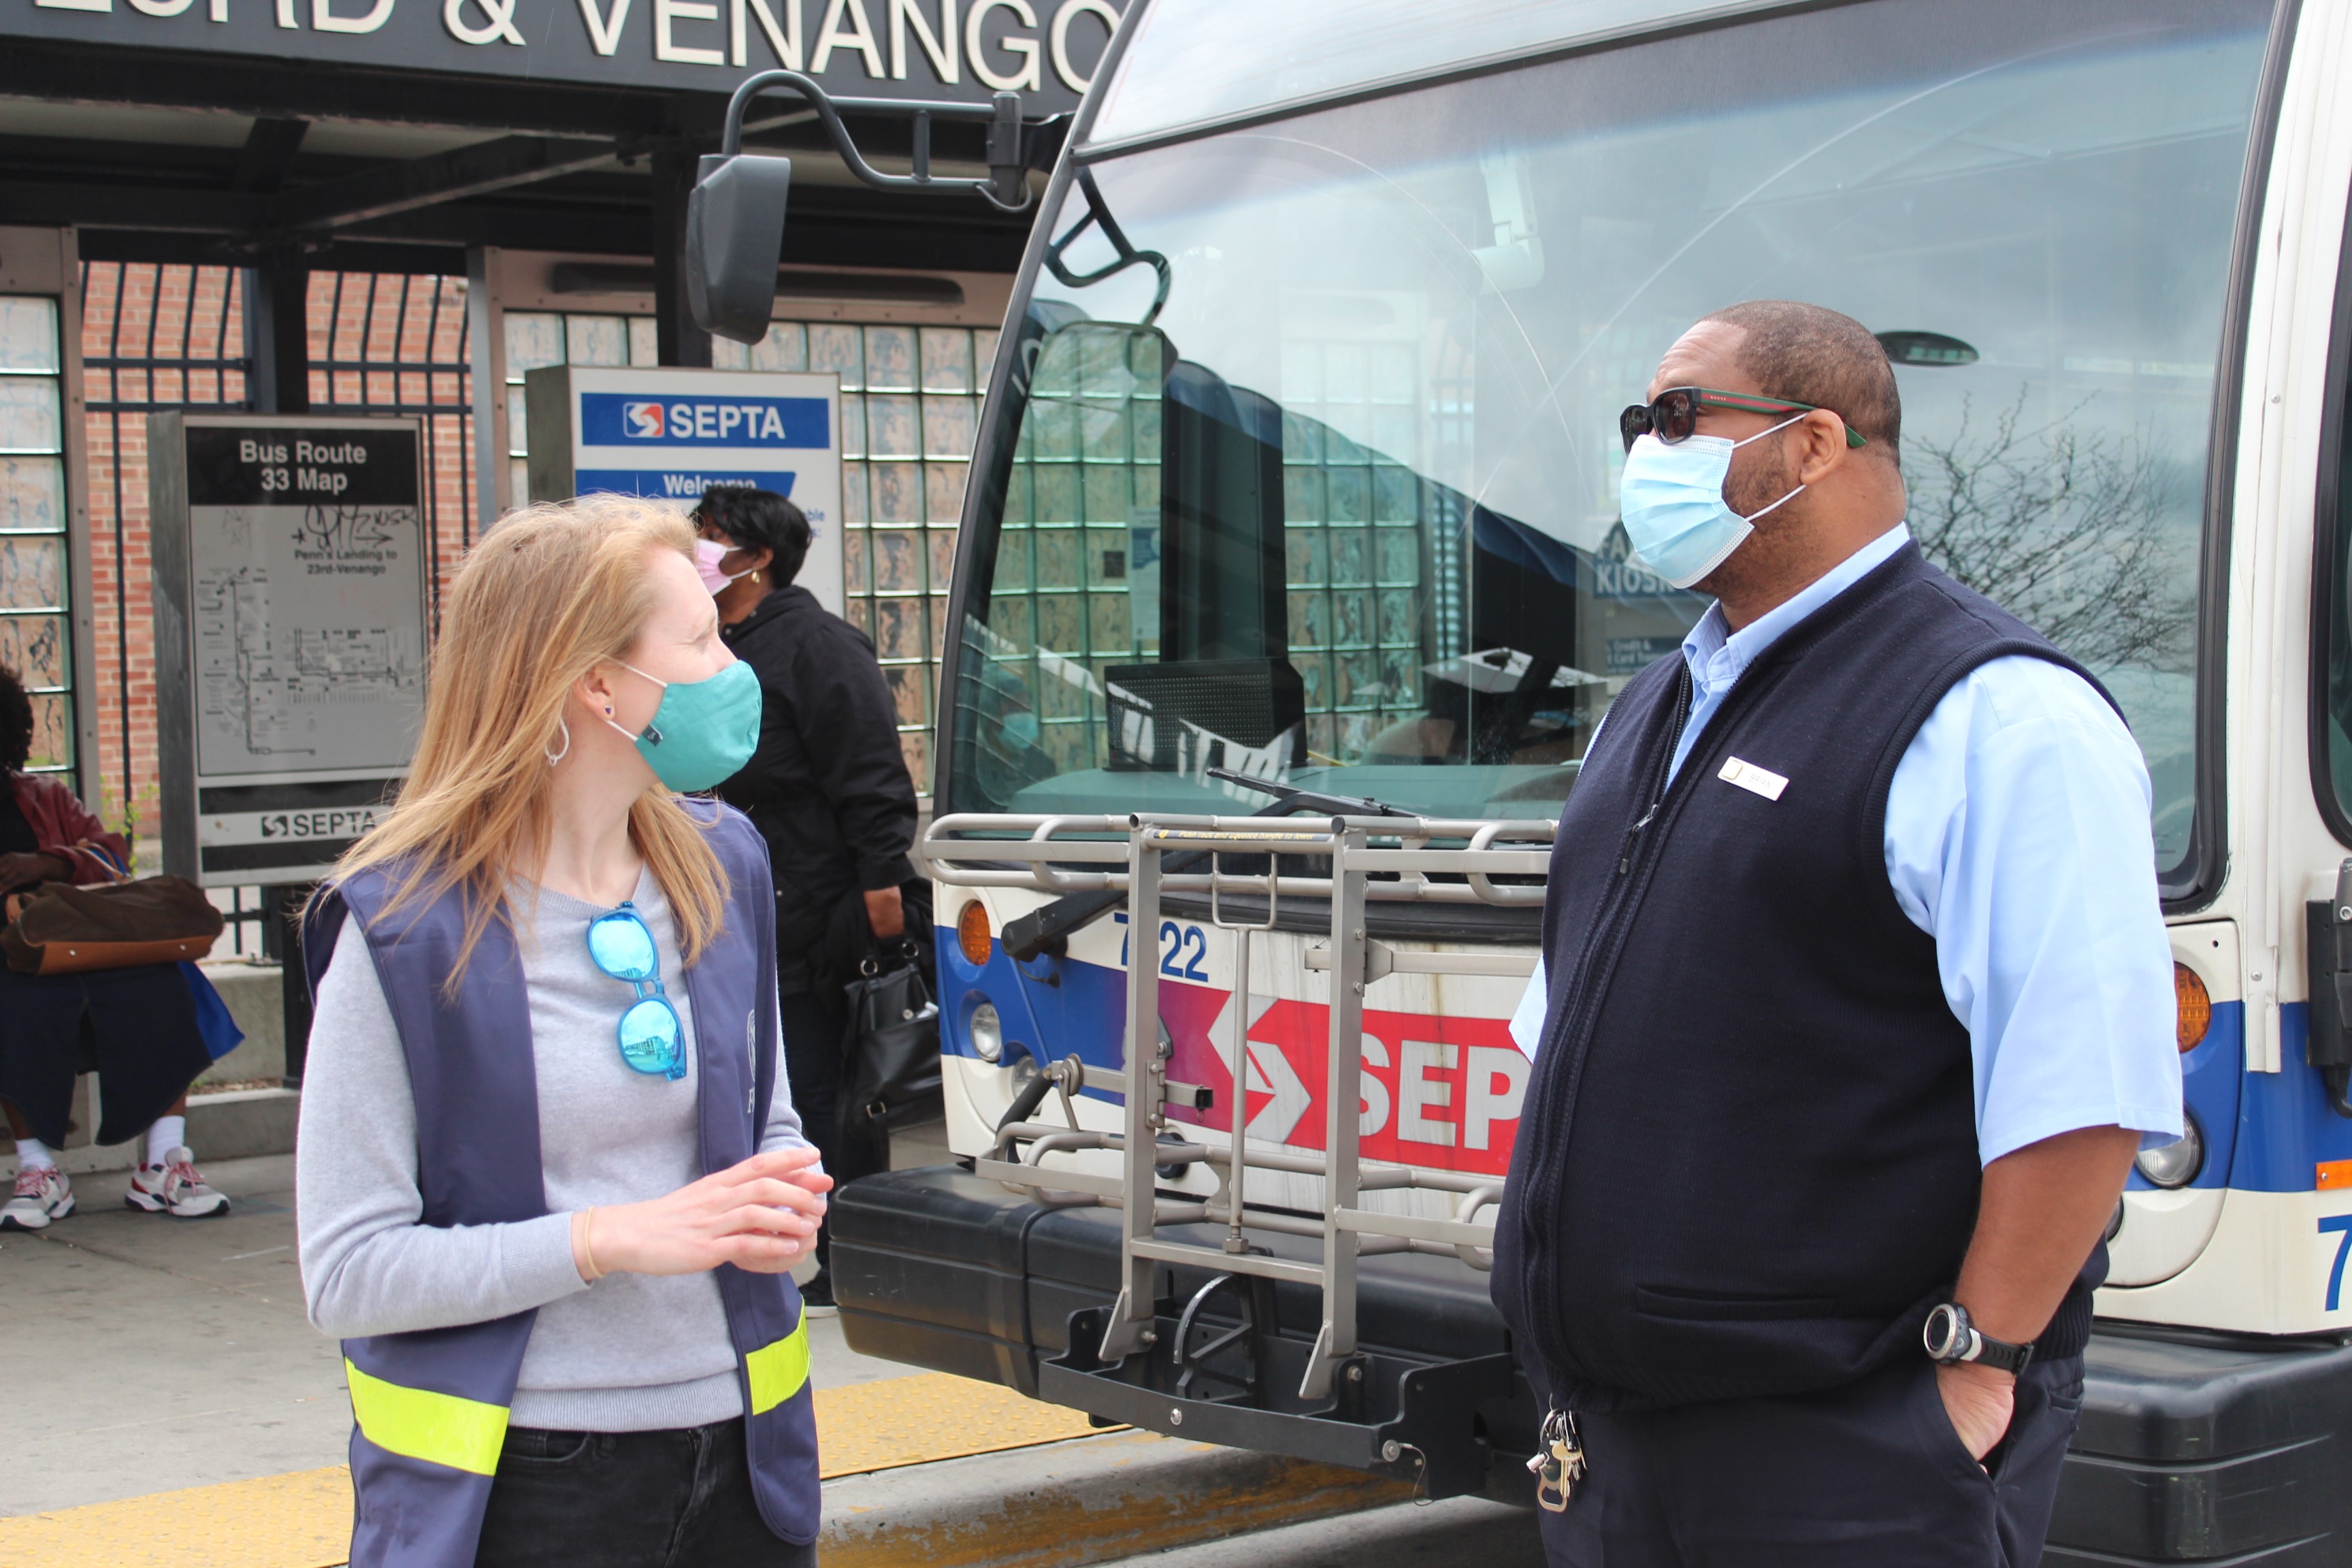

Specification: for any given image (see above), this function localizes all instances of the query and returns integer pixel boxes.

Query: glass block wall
[0,297,74,777]
[977,325,1445,789]
[990,323,1160,778]
[502,313,997,796]
[1278,338,1433,766]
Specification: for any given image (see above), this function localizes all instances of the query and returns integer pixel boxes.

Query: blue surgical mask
[608,659,763,791]
[1618,416,1807,589]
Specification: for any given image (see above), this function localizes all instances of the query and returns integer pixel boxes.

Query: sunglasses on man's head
[1618,386,1869,453]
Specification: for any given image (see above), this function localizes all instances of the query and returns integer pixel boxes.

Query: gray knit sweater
[296,870,815,1433]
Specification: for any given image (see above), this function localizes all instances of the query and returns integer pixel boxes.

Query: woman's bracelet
[573,1207,605,1282]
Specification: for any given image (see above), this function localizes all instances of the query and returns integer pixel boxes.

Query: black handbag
[837,938,943,1145]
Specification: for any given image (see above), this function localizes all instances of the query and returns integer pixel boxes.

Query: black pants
[777,987,886,1269]
[1538,1354,2085,1567]
[473,1418,815,1568]
[0,964,210,1145]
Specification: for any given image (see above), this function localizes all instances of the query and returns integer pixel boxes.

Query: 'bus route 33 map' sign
[150,413,429,887]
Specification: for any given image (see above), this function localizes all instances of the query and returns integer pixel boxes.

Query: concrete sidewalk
[0,1125,1480,1566]
[0,1140,934,1515]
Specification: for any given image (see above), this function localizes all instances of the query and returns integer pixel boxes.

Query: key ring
[1526,1405,1584,1512]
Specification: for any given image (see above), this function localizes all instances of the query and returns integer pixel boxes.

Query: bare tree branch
[1909,390,2195,673]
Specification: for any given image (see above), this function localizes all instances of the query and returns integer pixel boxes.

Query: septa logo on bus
[1154,981,1529,1179]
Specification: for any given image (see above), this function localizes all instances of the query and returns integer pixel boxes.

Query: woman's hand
[574,1147,834,1280]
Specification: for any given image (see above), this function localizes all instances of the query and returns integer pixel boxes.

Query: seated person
[0,667,225,1229]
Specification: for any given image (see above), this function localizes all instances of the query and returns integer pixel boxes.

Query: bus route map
[191,502,426,777]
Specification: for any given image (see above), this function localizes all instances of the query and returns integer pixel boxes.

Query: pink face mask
[693,538,738,595]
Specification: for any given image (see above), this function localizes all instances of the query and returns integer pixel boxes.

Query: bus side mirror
[687,152,794,345]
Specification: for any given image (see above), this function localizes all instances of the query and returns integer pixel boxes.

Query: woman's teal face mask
[608,658,762,791]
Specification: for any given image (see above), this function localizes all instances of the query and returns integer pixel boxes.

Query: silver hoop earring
[544,717,572,766]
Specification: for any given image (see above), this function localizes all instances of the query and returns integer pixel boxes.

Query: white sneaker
[0,1165,73,1230]
[125,1147,230,1219]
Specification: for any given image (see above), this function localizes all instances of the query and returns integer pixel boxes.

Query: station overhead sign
[526,364,847,614]
[149,413,429,887]
[6,0,1125,105]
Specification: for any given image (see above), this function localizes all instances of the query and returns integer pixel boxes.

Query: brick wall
[79,265,474,838]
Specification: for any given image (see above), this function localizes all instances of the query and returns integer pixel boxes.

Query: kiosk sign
[527,365,846,612]
[150,413,429,887]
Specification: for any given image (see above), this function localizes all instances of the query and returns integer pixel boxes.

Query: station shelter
[0,0,1120,981]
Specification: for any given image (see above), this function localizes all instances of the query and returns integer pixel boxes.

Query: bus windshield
[946,0,2269,874]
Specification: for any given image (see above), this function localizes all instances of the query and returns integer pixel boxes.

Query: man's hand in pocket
[1937,1361,2016,1462]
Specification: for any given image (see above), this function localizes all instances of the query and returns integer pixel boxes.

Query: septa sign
[580,392,828,449]
[1160,986,1529,1177]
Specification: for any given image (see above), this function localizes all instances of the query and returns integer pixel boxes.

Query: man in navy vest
[1492,300,2181,1566]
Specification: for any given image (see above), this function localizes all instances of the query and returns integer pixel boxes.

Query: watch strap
[1963,1326,2034,1375]
[1925,1302,2035,1374]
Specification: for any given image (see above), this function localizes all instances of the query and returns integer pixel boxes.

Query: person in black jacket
[699,487,918,1308]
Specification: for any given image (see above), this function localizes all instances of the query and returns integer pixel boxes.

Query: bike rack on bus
[920,811,1554,1414]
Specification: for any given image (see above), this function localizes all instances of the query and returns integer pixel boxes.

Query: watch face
[1924,1305,1961,1360]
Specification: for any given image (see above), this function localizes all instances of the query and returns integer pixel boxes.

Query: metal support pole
[262,883,314,1088]
[465,244,508,534]
[1224,926,1250,1254]
[244,248,310,414]
[1303,824,1367,1399]
[651,148,716,369]
[1099,826,1162,1362]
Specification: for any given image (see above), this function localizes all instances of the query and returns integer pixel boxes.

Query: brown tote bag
[1,876,225,975]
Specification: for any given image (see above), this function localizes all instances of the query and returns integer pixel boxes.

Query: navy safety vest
[304,802,819,1568]
[1492,544,2117,1413]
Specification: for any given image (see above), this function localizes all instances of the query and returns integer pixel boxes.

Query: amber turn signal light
[958,900,993,966]
[2174,962,2211,1053]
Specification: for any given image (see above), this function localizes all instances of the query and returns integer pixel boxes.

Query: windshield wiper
[997,768,1411,961]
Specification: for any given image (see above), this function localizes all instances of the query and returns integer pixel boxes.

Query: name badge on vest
[1718,757,1789,801]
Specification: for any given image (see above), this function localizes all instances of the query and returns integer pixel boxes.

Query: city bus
[822,0,2352,1558]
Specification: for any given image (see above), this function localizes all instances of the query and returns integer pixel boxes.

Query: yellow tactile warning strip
[815,1370,1111,1475]
[0,1464,353,1568]
[0,1373,1117,1568]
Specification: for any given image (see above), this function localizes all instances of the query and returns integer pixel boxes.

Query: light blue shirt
[1509,525,2182,1165]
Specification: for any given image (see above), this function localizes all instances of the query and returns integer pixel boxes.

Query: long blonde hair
[328,496,729,979]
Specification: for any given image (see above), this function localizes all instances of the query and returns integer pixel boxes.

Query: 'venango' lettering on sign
[13,0,1122,103]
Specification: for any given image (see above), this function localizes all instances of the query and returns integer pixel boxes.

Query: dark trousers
[0,964,210,1145]
[473,1418,815,1568]
[777,987,886,1271]
[1538,1354,2085,1567]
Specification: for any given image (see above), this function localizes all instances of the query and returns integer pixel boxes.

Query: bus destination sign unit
[150,413,430,887]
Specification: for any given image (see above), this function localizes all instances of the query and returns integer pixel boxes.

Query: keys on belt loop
[1526,1405,1585,1512]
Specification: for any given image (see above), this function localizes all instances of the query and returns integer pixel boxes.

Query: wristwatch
[1923,1301,2034,1375]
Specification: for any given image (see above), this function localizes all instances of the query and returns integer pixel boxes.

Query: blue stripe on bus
[2126,997,2239,1192]
[934,928,1128,1096]
[2230,1001,2352,1192]
[934,958,2352,1196]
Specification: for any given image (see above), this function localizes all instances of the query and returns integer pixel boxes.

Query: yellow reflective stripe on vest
[744,1319,811,1416]
[345,1358,510,1476]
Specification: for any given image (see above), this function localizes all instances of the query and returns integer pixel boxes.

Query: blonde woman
[296,497,830,1568]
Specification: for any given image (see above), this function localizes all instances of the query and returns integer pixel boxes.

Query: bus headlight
[969,1000,1004,1064]
[2134,1110,2204,1190]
